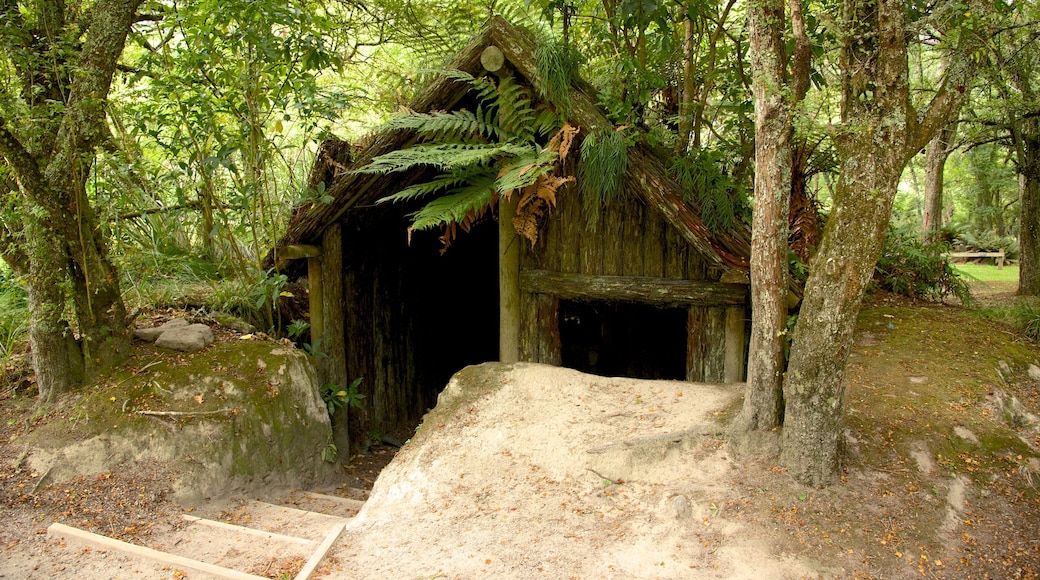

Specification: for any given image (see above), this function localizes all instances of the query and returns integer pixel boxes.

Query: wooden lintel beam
[520,269,747,307]
[278,244,321,260]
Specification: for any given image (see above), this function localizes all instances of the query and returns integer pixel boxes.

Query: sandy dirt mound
[331,362,815,579]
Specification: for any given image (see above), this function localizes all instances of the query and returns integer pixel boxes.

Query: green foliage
[209,269,289,333]
[0,272,28,383]
[286,319,309,340]
[362,70,566,240]
[321,377,365,416]
[975,301,1040,343]
[535,37,583,113]
[873,227,973,304]
[579,127,629,230]
[321,435,337,464]
[669,147,746,232]
[956,230,1019,262]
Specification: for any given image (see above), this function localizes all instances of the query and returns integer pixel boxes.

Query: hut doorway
[559,300,687,380]
[405,219,500,396]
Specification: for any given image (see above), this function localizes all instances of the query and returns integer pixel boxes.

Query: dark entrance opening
[559,300,687,380]
[405,220,500,398]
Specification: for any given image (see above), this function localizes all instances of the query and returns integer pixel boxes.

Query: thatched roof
[267,16,750,272]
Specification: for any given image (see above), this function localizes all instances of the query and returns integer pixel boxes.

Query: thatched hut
[268,17,753,450]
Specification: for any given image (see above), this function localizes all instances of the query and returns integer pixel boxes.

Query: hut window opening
[559,300,686,380]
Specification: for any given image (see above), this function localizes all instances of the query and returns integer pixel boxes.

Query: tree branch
[910,0,991,153]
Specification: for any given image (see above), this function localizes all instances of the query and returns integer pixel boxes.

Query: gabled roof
[268,16,750,272]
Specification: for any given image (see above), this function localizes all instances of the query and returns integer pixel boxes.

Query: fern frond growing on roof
[579,126,629,231]
[358,142,531,175]
[379,108,501,142]
[535,37,582,114]
[360,67,575,249]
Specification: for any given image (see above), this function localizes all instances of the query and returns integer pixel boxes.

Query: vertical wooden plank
[601,199,624,276]
[518,291,538,361]
[307,256,324,348]
[500,200,521,363]
[558,180,581,274]
[724,305,747,383]
[557,160,582,276]
[687,306,726,383]
[321,223,349,458]
[686,307,704,382]
[642,210,666,279]
[664,223,688,280]
[580,198,604,275]
[535,294,561,365]
[621,199,645,276]
[703,306,726,383]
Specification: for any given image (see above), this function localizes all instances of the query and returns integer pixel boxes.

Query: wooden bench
[946,250,1006,270]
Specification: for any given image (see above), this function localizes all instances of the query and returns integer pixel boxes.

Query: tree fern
[496,76,537,142]
[409,178,497,232]
[358,142,530,175]
[380,165,492,205]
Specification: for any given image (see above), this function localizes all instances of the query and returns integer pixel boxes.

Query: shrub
[956,230,1019,262]
[873,227,972,304]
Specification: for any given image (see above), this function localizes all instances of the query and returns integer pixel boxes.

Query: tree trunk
[739,0,790,434]
[0,0,141,392]
[780,0,979,486]
[25,219,84,402]
[922,122,958,243]
[782,152,902,485]
[1018,125,1040,295]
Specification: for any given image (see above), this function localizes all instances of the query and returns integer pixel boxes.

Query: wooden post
[724,305,747,383]
[500,200,521,363]
[320,223,349,459]
[307,256,323,346]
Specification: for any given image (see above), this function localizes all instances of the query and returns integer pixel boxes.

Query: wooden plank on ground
[180,515,315,545]
[303,491,366,512]
[47,522,269,580]
[294,522,346,580]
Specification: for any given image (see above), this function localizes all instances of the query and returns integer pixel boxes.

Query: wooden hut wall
[517,186,743,381]
[338,208,423,448]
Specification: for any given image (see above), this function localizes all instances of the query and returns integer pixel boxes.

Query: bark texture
[0,0,142,398]
[922,122,958,243]
[781,0,981,485]
[1019,131,1040,295]
[741,0,791,433]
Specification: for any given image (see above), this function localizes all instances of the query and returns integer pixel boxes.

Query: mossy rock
[23,341,336,503]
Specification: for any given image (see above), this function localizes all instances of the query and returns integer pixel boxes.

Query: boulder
[135,318,215,352]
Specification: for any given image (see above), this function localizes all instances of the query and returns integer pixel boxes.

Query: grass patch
[954,263,1020,284]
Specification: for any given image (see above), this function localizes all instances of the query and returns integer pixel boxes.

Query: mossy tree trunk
[0,0,141,397]
[740,0,792,434]
[1018,128,1040,296]
[739,0,811,437]
[922,122,958,244]
[780,0,982,486]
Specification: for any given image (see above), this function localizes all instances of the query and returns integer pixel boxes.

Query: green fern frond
[441,69,498,105]
[669,148,743,232]
[579,127,629,230]
[379,109,500,142]
[378,165,490,205]
[495,148,558,195]
[357,142,529,175]
[496,77,536,142]
[535,37,582,114]
[409,178,497,231]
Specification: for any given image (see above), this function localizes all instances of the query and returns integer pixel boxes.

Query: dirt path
[3,299,1040,578]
